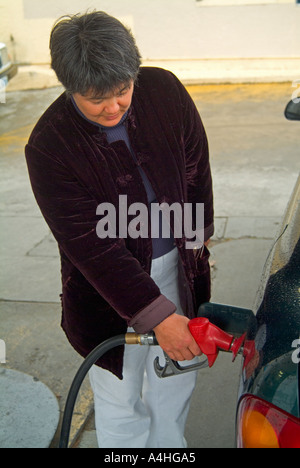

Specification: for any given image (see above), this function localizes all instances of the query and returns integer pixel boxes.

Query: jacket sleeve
[25,143,176,333]
[178,79,214,242]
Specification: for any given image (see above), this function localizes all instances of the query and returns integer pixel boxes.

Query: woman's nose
[105,98,120,114]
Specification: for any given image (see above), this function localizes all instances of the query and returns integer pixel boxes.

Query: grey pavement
[0,78,299,448]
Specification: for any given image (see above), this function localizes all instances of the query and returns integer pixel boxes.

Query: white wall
[1,0,299,64]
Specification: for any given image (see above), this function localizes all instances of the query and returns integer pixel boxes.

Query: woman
[25,11,214,448]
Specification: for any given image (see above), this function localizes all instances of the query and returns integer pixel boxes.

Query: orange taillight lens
[240,408,279,448]
[237,395,300,448]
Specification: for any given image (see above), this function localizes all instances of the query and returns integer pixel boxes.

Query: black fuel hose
[59,334,126,448]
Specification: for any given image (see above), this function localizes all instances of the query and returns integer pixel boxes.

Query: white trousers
[89,248,198,448]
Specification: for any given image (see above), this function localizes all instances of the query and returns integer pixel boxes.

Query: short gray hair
[50,11,142,96]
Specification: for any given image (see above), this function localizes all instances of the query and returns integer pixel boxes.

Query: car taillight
[237,395,300,448]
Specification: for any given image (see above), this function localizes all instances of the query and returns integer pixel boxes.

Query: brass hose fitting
[125,332,157,346]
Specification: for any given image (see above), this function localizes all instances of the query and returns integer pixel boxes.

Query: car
[199,99,300,448]
[0,42,17,86]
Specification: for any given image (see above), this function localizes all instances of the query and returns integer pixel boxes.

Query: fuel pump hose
[59,332,157,448]
[59,334,126,448]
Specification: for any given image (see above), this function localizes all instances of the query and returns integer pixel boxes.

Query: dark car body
[0,42,17,85]
[199,100,300,448]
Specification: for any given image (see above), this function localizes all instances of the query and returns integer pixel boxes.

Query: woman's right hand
[153,313,202,362]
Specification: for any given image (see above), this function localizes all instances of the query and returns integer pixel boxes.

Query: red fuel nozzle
[188,317,246,367]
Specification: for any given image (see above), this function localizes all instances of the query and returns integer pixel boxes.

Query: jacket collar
[65,92,137,136]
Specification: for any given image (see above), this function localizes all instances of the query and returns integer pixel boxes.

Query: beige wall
[1,0,299,64]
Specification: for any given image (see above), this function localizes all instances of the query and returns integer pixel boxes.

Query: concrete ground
[0,76,299,448]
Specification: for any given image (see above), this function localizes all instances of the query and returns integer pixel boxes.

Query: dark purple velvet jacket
[25,67,214,378]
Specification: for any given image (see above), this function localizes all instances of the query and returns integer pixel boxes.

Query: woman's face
[73,81,134,127]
